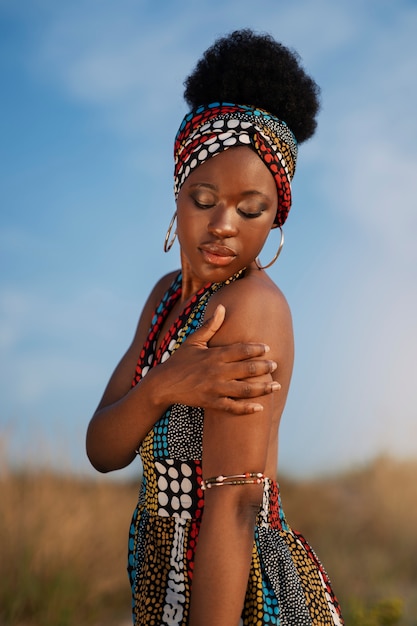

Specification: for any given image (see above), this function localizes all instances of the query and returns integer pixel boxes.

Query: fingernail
[272,382,281,391]
[252,404,264,412]
[264,345,270,353]
[271,361,277,372]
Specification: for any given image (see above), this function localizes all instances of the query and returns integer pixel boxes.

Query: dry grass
[280,456,417,624]
[0,468,137,626]
[0,455,416,625]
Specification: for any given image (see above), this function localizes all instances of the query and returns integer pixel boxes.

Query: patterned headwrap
[174,102,298,227]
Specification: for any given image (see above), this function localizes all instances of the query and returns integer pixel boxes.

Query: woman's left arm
[189,280,294,626]
[189,404,273,625]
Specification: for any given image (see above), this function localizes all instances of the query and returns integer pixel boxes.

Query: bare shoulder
[207,270,293,348]
[131,269,181,346]
[94,269,181,410]
[206,270,294,396]
[146,270,181,310]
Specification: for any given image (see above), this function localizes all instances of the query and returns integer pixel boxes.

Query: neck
[179,250,208,301]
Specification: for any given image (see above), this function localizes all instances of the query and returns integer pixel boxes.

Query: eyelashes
[193,199,214,210]
[237,209,264,219]
[192,198,266,219]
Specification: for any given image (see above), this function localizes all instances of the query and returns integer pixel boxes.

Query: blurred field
[0,455,416,626]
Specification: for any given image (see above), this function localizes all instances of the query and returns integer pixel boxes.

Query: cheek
[176,206,199,247]
[175,200,187,236]
[247,220,274,245]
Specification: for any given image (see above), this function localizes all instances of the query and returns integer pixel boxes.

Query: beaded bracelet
[201,472,265,490]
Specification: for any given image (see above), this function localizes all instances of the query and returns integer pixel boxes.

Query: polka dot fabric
[174,102,298,227]
[127,272,344,625]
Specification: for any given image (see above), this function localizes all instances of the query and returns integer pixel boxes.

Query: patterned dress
[127,271,344,626]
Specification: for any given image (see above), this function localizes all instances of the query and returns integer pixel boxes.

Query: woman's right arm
[86,278,279,473]
[86,275,172,472]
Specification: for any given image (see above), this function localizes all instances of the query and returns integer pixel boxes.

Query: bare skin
[86,280,281,473]
[188,269,293,626]
[86,147,294,625]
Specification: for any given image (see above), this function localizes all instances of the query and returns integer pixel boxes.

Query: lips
[199,243,237,266]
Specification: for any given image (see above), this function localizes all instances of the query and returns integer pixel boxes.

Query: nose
[207,204,238,238]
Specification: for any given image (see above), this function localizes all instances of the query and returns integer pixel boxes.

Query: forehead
[184,146,277,198]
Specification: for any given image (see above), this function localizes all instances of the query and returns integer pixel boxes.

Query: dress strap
[132,269,245,387]
[163,269,244,356]
[131,272,182,386]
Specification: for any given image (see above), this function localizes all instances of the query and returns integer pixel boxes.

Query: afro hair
[183,29,320,144]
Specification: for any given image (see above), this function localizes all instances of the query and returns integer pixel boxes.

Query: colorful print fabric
[128,272,344,625]
[173,102,298,227]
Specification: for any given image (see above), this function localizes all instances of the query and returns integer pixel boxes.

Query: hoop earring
[255,227,284,270]
[163,211,177,252]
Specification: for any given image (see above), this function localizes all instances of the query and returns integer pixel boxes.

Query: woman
[87,29,344,626]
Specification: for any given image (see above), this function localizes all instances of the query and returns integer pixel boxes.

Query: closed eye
[194,199,215,210]
[237,208,265,219]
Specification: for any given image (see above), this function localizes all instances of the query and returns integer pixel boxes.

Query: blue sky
[1,0,416,479]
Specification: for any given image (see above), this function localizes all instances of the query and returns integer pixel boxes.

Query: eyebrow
[189,183,218,191]
[189,183,272,201]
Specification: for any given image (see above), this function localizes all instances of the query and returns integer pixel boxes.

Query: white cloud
[2,0,417,475]
[26,0,369,134]
[324,115,417,264]
[30,2,195,131]
[312,5,417,263]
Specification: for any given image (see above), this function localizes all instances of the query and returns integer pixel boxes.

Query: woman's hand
[86,303,281,472]
[158,304,280,414]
